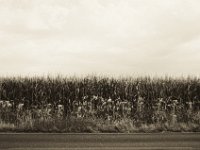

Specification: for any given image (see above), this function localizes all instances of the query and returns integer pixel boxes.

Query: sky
[0,0,200,77]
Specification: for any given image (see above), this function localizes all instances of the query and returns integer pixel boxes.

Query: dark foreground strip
[8,147,199,150]
[0,133,199,150]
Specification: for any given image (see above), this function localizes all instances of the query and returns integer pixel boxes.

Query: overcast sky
[0,0,200,77]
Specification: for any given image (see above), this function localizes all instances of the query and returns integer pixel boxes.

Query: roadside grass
[0,121,16,132]
[0,117,199,133]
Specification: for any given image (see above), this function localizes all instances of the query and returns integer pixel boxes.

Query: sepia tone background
[0,0,200,77]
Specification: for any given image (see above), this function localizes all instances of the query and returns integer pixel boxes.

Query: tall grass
[0,75,199,132]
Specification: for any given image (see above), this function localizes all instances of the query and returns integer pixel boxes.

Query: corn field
[0,75,200,132]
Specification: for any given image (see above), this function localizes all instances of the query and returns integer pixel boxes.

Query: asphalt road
[0,133,199,150]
